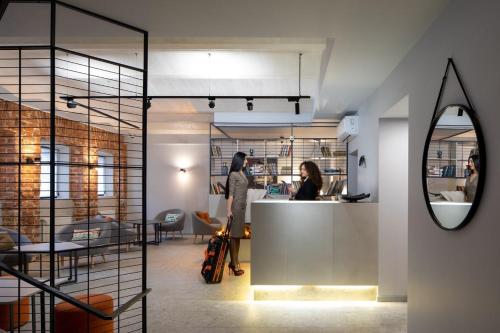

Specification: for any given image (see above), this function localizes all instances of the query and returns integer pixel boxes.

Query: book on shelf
[211,145,222,157]
[320,146,332,157]
[323,168,342,174]
[441,165,456,177]
[211,182,226,194]
[279,144,292,157]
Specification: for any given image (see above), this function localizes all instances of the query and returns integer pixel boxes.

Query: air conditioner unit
[337,116,359,142]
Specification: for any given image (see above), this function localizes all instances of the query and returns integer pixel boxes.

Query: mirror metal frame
[422,104,486,231]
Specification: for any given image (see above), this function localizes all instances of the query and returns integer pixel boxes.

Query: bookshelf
[426,140,477,179]
[209,124,347,195]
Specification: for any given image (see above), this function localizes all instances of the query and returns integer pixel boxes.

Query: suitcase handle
[223,216,233,238]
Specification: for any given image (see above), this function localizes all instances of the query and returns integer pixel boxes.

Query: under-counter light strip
[252,285,378,302]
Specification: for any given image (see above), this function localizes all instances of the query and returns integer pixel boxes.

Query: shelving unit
[209,123,347,195]
[425,136,477,194]
[426,140,477,178]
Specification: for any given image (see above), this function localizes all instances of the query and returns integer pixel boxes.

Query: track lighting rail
[61,95,311,100]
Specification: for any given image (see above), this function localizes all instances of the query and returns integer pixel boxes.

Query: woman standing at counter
[225,152,248,276]
[292,161,323,200]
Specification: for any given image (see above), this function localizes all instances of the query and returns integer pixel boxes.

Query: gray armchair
[56,215,112,267]
[191,211,222,243]
[155,209,185,240]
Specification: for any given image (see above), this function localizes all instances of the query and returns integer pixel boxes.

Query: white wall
[147,135,209,234]
[378,118,408,301]
[348,115,380,200]
[356,0,500,331]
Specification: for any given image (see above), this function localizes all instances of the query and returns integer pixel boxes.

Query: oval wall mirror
[422,104,486,230]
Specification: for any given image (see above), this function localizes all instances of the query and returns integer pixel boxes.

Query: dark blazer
[294,178,319,200]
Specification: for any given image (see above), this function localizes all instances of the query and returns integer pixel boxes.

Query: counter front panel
[251,200,378,286]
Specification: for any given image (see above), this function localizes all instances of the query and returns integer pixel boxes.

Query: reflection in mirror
[425,105,481,229]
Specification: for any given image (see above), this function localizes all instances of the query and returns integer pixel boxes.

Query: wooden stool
[55,294,113,333]
[0,297,30,331]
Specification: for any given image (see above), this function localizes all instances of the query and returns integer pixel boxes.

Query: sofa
[56,215,112,267]
[191,212,223,243]
[109,221,137,247]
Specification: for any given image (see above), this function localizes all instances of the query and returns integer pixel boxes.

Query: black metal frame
[1,0,149,331]
[0,262,151,321]
[209,122,348,194]
[422,58,486,231]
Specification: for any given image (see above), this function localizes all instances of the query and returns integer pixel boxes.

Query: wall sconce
[178,168,188,183]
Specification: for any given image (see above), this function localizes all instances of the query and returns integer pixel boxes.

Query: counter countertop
[253,199,374,204]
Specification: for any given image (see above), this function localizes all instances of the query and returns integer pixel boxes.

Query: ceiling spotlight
[208,98,215,109]
[246,98,254,111]
[146,98,152,109]
[66,97,77,109]
[295,101,300,115]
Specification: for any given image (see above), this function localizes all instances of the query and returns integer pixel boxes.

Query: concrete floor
[146,237,407,333]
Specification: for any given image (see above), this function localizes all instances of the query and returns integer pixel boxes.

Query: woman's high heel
[228,263,244,276]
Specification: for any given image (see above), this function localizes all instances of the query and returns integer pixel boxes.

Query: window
[97,153,113,196]
[40,146,58,198]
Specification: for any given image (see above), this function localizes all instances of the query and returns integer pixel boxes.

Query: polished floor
[146,236,407,333]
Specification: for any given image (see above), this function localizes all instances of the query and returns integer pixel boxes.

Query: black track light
[246,98,254,111]
[295,101,300,115]
[208,98,215,109]
[66,97,77,109]
[146,98,152,109]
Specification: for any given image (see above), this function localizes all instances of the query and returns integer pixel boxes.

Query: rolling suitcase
[201,217,232,284]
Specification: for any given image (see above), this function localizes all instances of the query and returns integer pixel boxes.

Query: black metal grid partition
[0,1,148,332]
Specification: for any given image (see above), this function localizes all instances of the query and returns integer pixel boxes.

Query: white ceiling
[0,0,450,134]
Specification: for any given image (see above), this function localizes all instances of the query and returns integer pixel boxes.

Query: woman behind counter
[291,160,323,200]
[225,152,248,276]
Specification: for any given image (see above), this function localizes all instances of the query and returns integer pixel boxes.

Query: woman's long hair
[300,160,323,194]
[469,154,480,174]
[225,152,247,199]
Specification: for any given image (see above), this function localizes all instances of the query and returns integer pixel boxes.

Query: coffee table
[132,220,163,245]
[11,242,83,285]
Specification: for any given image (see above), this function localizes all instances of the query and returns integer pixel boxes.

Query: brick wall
[0,99,127,241]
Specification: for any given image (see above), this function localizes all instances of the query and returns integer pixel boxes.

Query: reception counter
[251,200,378,287]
